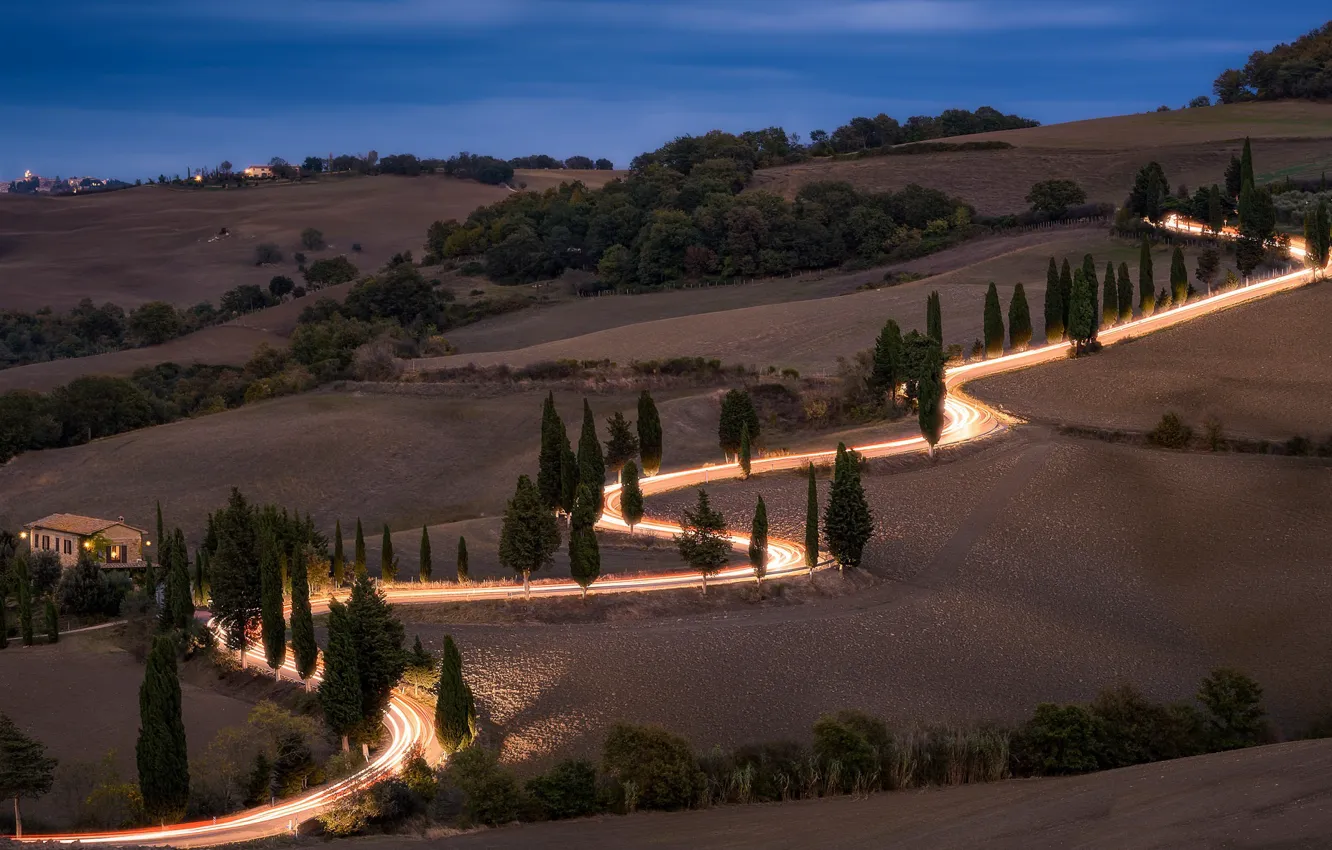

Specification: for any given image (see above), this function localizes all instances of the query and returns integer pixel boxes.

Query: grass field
[751,103,1332,216]
[970,280,1332,440]
[359,739,1332,850]
[0,169,620,313]
[422,233,1225,374]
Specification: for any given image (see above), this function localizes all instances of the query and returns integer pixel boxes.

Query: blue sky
[3,1,1327,181]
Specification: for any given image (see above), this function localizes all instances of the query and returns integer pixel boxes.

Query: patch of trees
[1213,22,1332,103]
[508,154,616,171]
[808,106,1037,156]
[427,169,973,287]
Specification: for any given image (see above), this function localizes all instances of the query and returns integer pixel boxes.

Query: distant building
[242,164,275,178]
[22,513,149,568]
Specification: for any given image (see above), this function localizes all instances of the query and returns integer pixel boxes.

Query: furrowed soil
[969,280,1332,440]
[397,433,1332,768]
[357,739,1332,850]
[0,169,620,313]
[751,102,1332,215]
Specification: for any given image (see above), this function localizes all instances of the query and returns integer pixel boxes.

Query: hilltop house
[22,513,149,568]
[241,164,275,178]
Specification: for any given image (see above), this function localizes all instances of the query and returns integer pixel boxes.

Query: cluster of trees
[1213,22,1332,103]
[427,168,973,287]
[506,154,615,171]
[806,106,1039,157]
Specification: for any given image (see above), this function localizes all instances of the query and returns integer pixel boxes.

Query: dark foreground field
[361,739,1332,850]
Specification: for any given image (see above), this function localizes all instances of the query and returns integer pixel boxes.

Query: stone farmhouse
[22,513,149,568]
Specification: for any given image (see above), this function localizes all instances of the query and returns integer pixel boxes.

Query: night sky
[3,1,1326,180]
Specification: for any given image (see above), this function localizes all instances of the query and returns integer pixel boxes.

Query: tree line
[1212,21,1332,103]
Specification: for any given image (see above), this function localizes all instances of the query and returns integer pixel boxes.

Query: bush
[300,227,326,251]
[1148,412,1193,449]
[1203,415,1225,451]
[602,723,705,811]
[58,553,128,616]
[304,256,360,289]
[28,550,62,598]
[318,789,379,836]
[254,243,283,265]
[442,747,521,827]
[1197,668,1270,751]
[350,340,404,382]
[525,759,602,820]
[1014,703,1104,775]
[811,711,885,785]
[1088,685,1204,767]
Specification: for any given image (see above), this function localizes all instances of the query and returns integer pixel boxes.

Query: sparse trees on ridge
[983,282,1004,358]
[676,489,730,594]
[1008,284,1032,351]
[637,390,663,477]
[498,475,560,595]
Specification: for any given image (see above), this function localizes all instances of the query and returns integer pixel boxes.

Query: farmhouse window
[42,535,50,550]
[108,545,126,563]
[65,539,72,555]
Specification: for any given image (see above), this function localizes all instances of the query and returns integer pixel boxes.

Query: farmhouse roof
[24,513,147,536]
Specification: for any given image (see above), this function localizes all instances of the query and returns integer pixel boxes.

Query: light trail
[20,216,1322,846]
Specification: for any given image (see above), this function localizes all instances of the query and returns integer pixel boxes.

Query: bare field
[751,138,1332,216]
[970,281,1332,439]
[364,739,1332,850]
[405,434,1332,768]
[0,175,508,312]
[423,234,1220,374]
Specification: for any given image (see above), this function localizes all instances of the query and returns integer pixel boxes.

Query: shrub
[351,340,404,382]
[1285,435,1312,456]
[812,711,886,785]
[1148,412,1193,449]
[304,256,360,289]
[1203,415,1225,451]
[602,723,705,811]
[399,743,437,802]
[443,747,521,827]
[525,759,602,820]
[1013,703,1103,775]
[300,227,326,251]
[254,243,283,265]
[28,549,62,598]
[318,789,379,836]
[58,553,128,616]
[1088,685,1204,767]
[1197,668,1269,751]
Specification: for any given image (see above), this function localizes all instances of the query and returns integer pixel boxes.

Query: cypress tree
[137,635,189,822]
[419,526,432,582]
[193,549,208,606]
[1138,240,1156,316]
[150,500,164,595]
[456,536,469,583]
[748,496,768,587]
[318,601,361,752]
[345,575,406,735]
[332,519,345,587]
[1302,200,1330,276]
[738,423,752,478]
[917,341,945,457]
[1059,259,1073,330]
[804,463,819,572]
[353,519,366,579]
[676,489,729,594]
[1102,262,1118,328]
[17,559,34,647]
[44,598,58,644]
[381,524,396,583]
[621,461,645,533]
[824,444,873,570]
[259,530,286,677]
[166,528,193,631]
[559,438,579,516]
[1240,137,1254,190]
[498,474,561,595]
[576,400,606,517]
[1117,262,1134,322]
[1008,283,1032,351]
[870,318,903,403]
[569,483,601,598]
[1170,246,1189,305]
[1208,184,1224,234]
[637,390,663,477]
[1068,270,1095,353]
[718,389,760,460]
[982,281,1003,358]
[1043,259,1064,342]
[603,411,639,474]
[209,488,260,662]
[433,635,476,755]
[290,547,317,684]
[0,712,57,837]
[926,291,943,344]
[1,592,9,649]
[537,392,565,511]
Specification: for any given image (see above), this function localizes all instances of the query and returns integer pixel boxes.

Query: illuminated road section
[21,216,1322,845]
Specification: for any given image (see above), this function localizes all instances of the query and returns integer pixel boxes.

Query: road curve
[21,216,1321,846]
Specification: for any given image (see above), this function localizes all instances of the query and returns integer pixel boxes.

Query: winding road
[21,217,1323,846]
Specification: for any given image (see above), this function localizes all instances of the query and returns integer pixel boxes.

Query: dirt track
[362,739,1332,850]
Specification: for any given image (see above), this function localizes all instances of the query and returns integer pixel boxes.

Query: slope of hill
[0,170,619,313]
[750,102,1332,215]
[367,739,1332,850]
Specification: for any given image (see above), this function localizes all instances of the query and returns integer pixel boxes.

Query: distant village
[1,170,125,195]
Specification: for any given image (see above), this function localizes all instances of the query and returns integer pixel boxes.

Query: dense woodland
[1213,21,1332,102]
